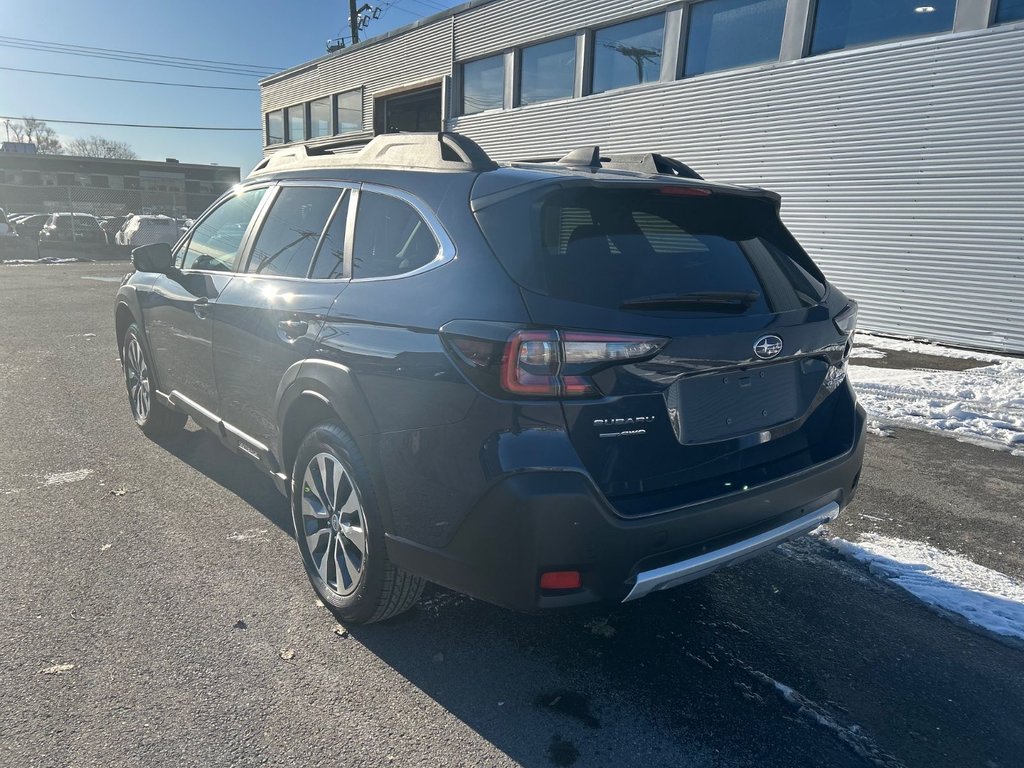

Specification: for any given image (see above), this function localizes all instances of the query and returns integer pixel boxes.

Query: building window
[684,0,787,77]
[336,90,362,134]
[21,171,42,186]
[995,0,1024,23]
[285,105,306,142]
[591,14,665,94]
[267,110,285,145]
[519,36,576,106]
[90,175,110,189]
[461,54,505,115]
[309,97,332,138]
[810,0,955,56]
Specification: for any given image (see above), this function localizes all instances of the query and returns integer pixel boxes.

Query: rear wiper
[620,291,759,312]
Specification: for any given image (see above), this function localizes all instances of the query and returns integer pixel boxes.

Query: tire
[291,422,424,624]
[122,323,187,437]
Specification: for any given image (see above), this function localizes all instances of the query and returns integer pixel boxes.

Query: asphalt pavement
[2,261,1022,768]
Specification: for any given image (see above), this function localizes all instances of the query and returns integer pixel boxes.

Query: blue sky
[0,0,461,174]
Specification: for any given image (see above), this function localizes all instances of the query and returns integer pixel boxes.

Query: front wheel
[292,422,424,624]
[122,323,187,436]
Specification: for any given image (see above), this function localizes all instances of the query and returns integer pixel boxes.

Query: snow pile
[849,358,1024,451]
[830,534,1024,642]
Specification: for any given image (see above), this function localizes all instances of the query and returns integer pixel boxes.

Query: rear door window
[246,186,342,278]
[476,185,825,314]
[352,191,439,279]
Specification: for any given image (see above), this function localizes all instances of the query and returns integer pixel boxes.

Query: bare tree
[65,135,138,160]
[3,117,63,154]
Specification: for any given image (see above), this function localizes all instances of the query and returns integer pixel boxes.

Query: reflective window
[180,188,266,272]
[285,105,306,142]
[995,0,1024,23]
[267,110,284,145]
[461,55,505,115]
[520,36,576,106]
[810,0,955,55]
[309,98,332,138]
[310,192,351,279]
[352,192,439,279]
[336,90,362,134]
[592,15,664,94]
[684,0,787,77]
[247,186,341,278]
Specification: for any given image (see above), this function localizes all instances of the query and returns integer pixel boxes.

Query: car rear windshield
[475,185,826,314]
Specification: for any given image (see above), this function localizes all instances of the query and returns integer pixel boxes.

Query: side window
[352,192,439,279]
[309,192,351,279]
[180,188,266,272]
[247,186,342,277]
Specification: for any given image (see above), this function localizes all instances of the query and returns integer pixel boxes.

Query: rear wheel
[122,324,187,436]
[292,422,424,624]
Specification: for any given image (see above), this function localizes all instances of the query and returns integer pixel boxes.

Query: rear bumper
[386,403,866,612]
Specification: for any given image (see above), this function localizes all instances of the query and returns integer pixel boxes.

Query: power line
[0,65,258,92]
[0,35,281,72]
[0,115,262,132]
[0,38,276,78]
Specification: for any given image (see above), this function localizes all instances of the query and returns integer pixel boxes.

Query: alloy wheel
[300,452,368,597]
[124,337,151,424]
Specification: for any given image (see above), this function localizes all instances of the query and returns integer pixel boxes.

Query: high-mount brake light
[500,330,665,398]
[659,186,712,197]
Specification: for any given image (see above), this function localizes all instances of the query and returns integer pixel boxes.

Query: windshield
[475,185,826,314]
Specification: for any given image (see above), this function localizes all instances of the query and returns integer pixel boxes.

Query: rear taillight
[442,323,665,399]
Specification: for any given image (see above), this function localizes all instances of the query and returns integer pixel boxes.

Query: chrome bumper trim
[622,501,840,602]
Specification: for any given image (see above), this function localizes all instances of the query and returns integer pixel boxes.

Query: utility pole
[349,0,360,44]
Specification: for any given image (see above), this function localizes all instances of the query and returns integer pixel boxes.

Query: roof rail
[354,132,497,171]
[517,146,703,180]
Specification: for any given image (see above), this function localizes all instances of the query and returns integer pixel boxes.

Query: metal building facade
[260,0,1024,354]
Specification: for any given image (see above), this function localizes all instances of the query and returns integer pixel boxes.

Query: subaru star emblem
[754,335,783,359]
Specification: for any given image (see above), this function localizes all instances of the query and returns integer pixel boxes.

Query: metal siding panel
[448,25,1024,353]
[453,0,671,60]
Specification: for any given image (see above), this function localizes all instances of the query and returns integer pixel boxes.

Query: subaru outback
[114,132,865,624]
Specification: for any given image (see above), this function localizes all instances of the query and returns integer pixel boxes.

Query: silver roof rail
[519,146,703,180]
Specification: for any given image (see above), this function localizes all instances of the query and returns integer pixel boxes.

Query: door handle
[193,297,210,320]
[277,319,309,341]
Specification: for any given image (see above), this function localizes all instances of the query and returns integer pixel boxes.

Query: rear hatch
[473,178,858,517]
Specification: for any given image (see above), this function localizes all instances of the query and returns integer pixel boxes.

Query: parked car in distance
[114,132,866,625]
[0,208,19,246]
[39,213,106,245]
[14,214,50,242]
[99,214,130,244]
[116,214,181,248]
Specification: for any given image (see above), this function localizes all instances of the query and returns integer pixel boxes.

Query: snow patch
[856,333,1009,363]
[227,528,269,542]
[746,668,903,768]
[43,468,93,486]
[849,360,1024,450]
[866,420,894,438]
[2,257,83,265]
[849,347,887,359]
[81,276,122,282]
[830,535,1024,642]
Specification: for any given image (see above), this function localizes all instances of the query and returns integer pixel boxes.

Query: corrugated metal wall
[453,0,668,60]
[261,3,1024,353]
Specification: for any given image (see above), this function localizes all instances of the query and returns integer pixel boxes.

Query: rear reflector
[540,571,582,590]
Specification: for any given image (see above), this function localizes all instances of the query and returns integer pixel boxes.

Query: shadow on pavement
[154,426,293,536]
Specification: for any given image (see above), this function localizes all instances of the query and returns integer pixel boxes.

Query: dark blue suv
[115,133,865,624]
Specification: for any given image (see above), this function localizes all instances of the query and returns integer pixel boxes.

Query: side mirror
[132,242,174,273]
